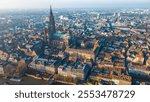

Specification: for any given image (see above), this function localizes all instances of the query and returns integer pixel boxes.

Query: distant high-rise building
[117,12,120,17]
[145,23,148,32]
[49,5,56,42]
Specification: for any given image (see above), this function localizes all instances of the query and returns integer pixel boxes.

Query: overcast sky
[0,0,150,9]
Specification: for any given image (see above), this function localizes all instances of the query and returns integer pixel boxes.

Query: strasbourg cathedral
[43,6,101,62]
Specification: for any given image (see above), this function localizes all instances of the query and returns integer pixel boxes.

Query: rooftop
[53,33,65,37]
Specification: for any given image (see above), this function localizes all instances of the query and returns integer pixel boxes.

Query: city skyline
[0,0,150,9]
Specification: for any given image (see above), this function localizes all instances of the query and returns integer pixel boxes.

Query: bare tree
[142,49,148,65]
[123,40,132,75]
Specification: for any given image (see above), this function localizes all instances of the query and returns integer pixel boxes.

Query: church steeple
[50,5,53,16]
[48,5,56,42]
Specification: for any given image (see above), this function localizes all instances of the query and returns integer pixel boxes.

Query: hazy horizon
[0,0,150,9]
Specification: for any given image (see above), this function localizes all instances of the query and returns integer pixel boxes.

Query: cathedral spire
[48,5,56,43]
[50,5,53,16]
